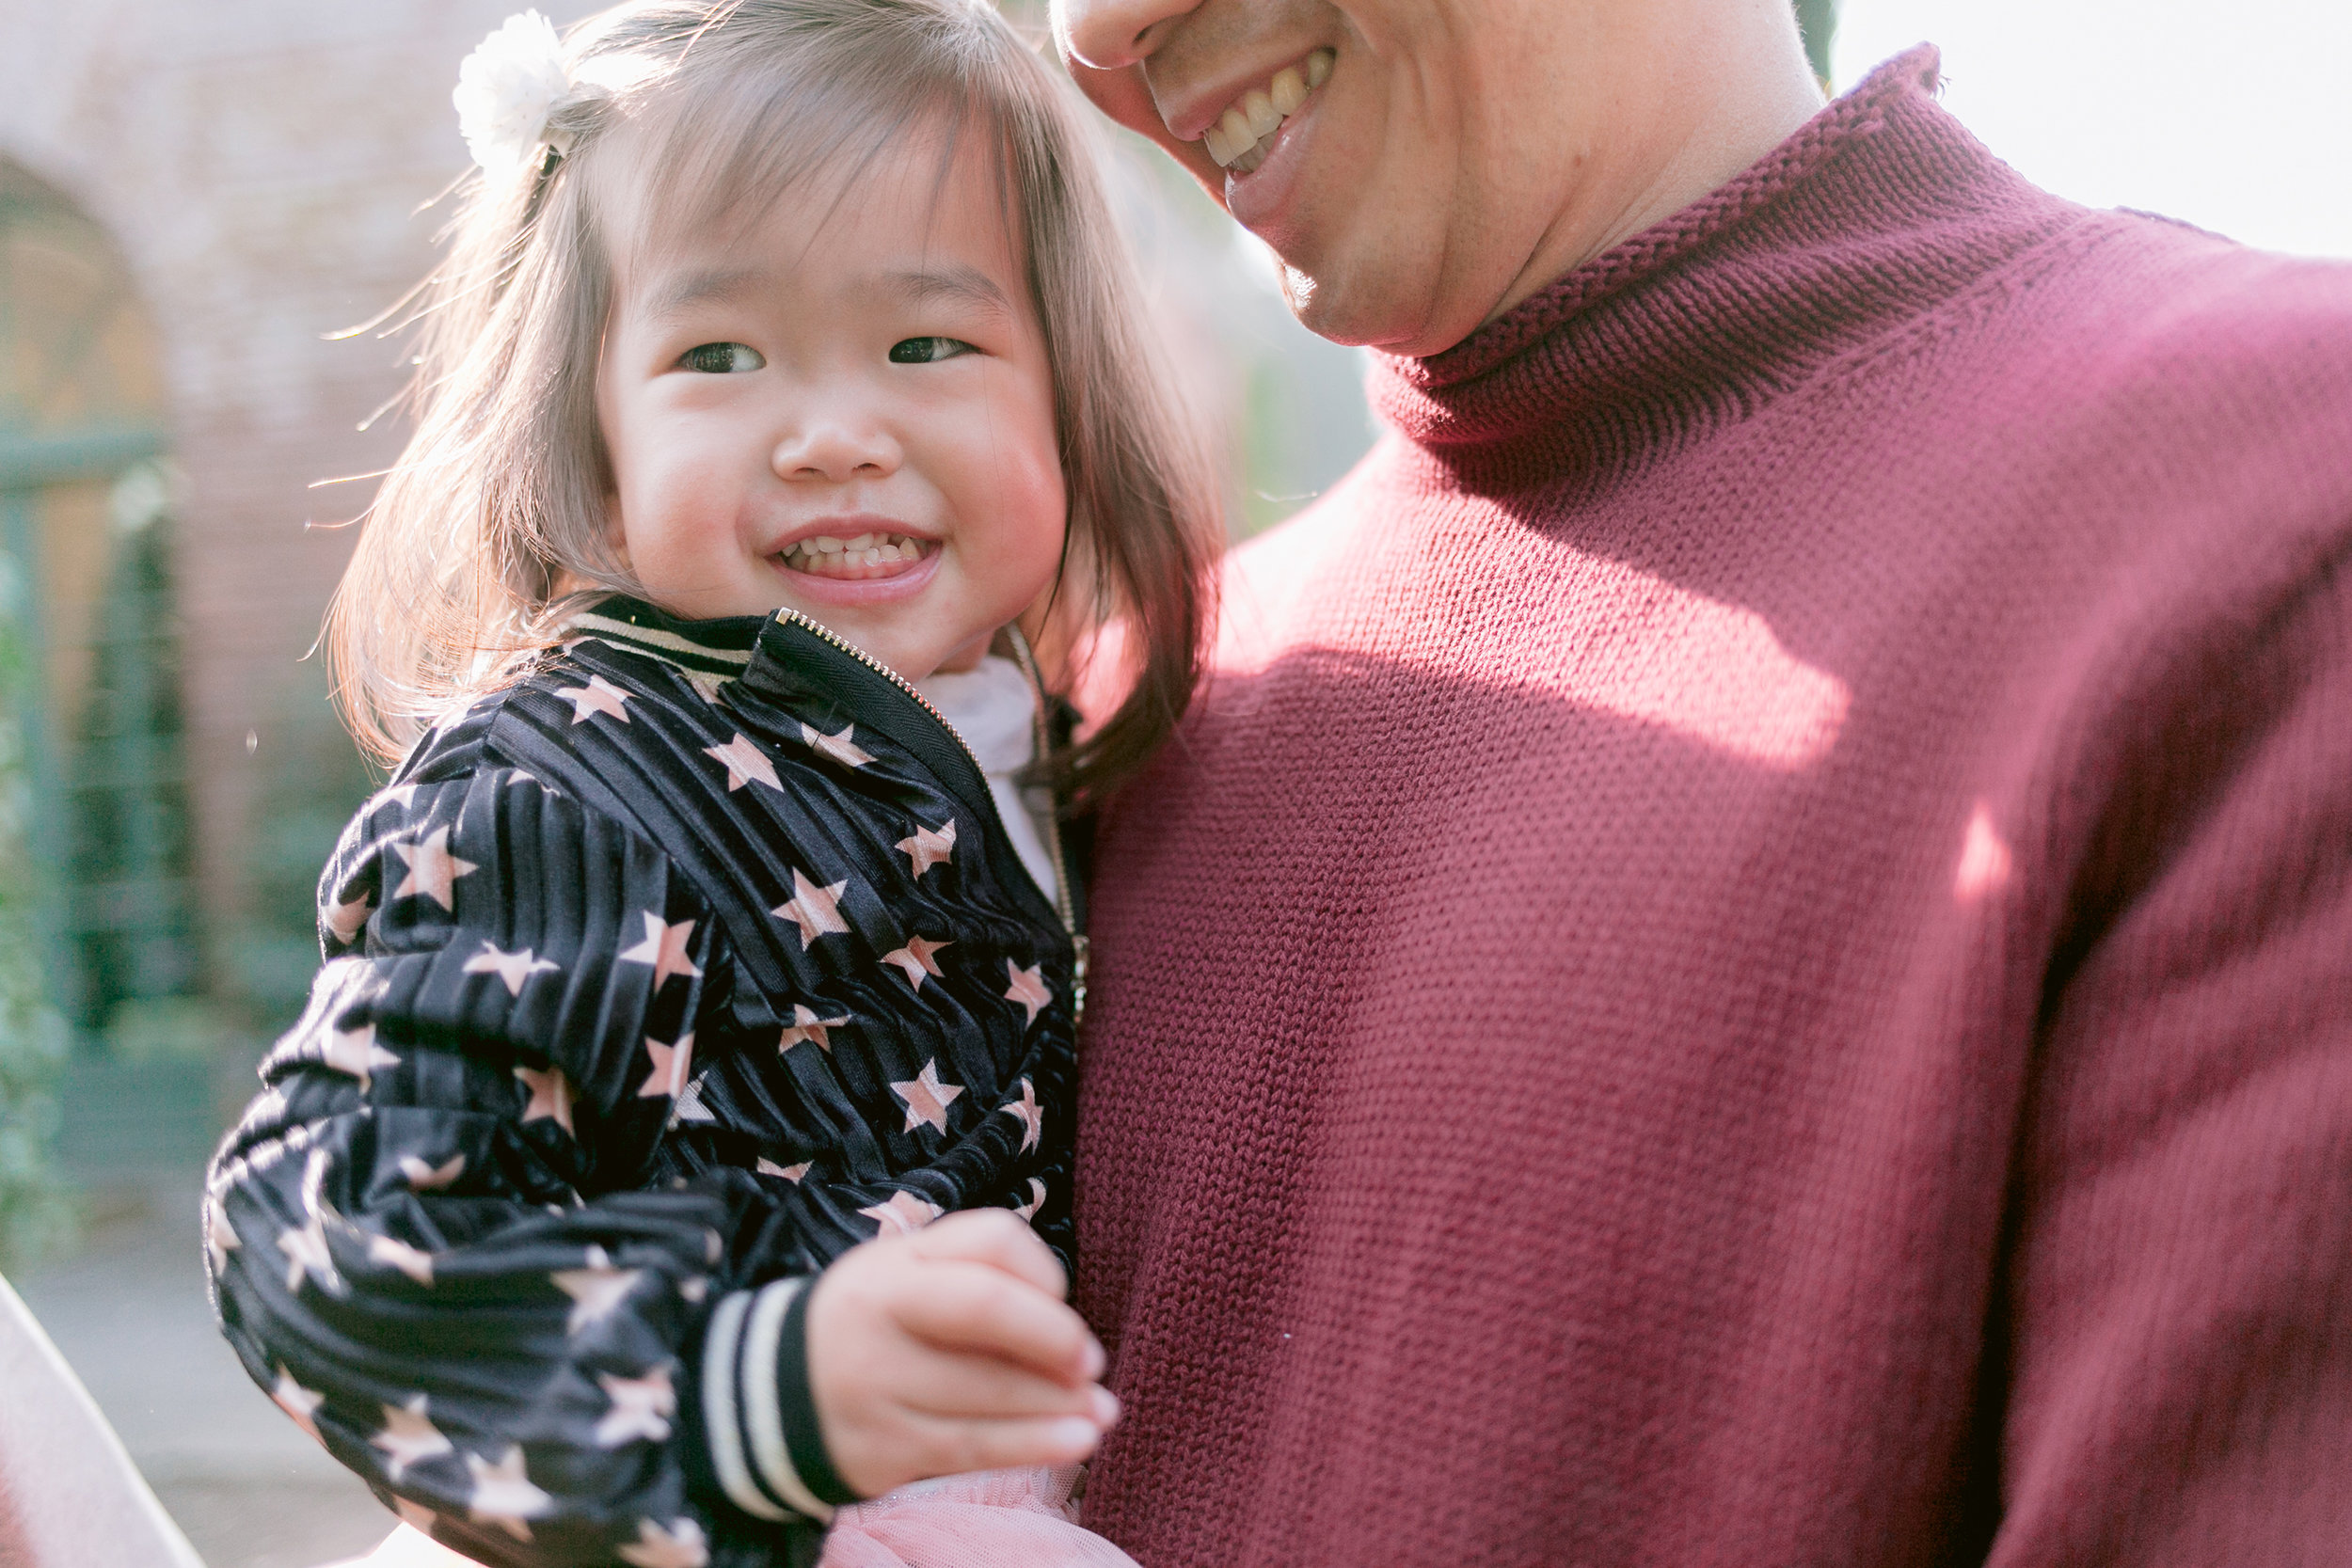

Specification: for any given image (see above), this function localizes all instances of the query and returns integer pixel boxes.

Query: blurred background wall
[0,0,2343,1562]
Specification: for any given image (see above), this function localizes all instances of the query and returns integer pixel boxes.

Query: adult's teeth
[1216,106,1251,158]
[1201,48,1335,169]
[1270,66,1306,117]
[1242,87,1280,138]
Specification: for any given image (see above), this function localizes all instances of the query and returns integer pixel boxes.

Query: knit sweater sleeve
[203,759,839,1567]
[1994,552,2352,1562]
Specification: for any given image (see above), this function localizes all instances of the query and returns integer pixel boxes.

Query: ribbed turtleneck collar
[1370,46,2085,458]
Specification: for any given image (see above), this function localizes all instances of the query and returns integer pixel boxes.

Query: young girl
[201,4,1219,1565]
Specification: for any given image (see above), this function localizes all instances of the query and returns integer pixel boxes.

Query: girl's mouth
[776,531,936,580]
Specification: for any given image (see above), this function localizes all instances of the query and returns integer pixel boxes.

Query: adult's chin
[1259,226,1471,359]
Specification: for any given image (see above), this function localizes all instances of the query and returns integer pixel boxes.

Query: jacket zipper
[783,610,1088,1024]
[1005,626,1088,1028]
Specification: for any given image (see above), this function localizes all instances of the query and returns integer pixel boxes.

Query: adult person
[1049,2,2352,1563]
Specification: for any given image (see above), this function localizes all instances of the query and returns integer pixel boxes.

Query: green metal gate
[0,158,209,1175]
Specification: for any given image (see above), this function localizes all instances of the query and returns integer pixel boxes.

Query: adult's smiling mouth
[1197,47,1336,175]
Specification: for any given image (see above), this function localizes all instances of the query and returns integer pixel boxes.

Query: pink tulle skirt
[818,1465,1138,1568]
[342,1465,1134,1568]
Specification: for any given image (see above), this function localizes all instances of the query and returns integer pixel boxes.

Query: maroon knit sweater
[1072,48,2352,1568]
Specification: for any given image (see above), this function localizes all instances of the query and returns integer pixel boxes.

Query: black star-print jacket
[204,597,1084,1568]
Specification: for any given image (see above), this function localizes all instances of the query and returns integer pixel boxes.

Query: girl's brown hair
[329,0,1218,808]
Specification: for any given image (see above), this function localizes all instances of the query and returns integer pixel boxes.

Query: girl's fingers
[906,1209,1069,1297]
[895,1408,1108,1480]
[884,1346,1120,1422]
[891,1260,1101,1382]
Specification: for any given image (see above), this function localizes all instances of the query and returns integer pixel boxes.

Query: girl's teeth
[783,534,928,569]
[1202,48,1335,170]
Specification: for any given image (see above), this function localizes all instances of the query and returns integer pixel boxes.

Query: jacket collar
[565,595,763,679]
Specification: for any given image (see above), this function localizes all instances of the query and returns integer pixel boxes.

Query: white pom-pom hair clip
[453,10,573,175]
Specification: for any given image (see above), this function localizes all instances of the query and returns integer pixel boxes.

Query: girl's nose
[772,417,899,485]
[1053,0,1195,71]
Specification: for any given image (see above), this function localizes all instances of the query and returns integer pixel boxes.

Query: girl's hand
[804,1209,1120,1498]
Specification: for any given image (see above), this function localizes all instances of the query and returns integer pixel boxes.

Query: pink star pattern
[882,934,952,989]
[1013,1178,1046,1222]
[889,1058,965,1135]
[371,1394,453,1480]
[556,675,632,725]
[617,1517,710,1568]
[369,1234,437,1286]
[777,1004,850,1052]
[322,1022,399,1090]
[704,733,781,793]
[618,912,701,987]
[467,1445,553,1542]
[637,1034,693,1100]
[896,818,957,877]
[773,869,850,948]
[391,828,478,911]
[756,1157,810,1182]
[464,942,560,996]
[802,722,875,768]
[594,1365,675,1447]
[552,1244,644,1334]
[999,1077,1042,1153]
[398,1152,466,1191]
[858,1189,944,1236]
[271,1364,326,1444]
[325,891,373,944]
[205,1199,240,1273]
[1004,960,1051,1024]
[672,1076,717,1124]
[514,1063,575,1133]
[277,1213,341,1295]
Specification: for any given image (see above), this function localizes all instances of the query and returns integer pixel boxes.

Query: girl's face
[595,134,1067,682]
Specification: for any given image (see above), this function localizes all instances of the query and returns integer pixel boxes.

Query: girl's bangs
[610,40,1013,276]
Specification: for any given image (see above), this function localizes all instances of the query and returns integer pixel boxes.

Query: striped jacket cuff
[700,1279,859,1524]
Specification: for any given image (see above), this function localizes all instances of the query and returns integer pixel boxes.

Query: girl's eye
[888,337,978,365]
[679,342,764,373]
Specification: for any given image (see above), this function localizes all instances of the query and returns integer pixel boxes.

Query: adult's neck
[1416,0,1825,358]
